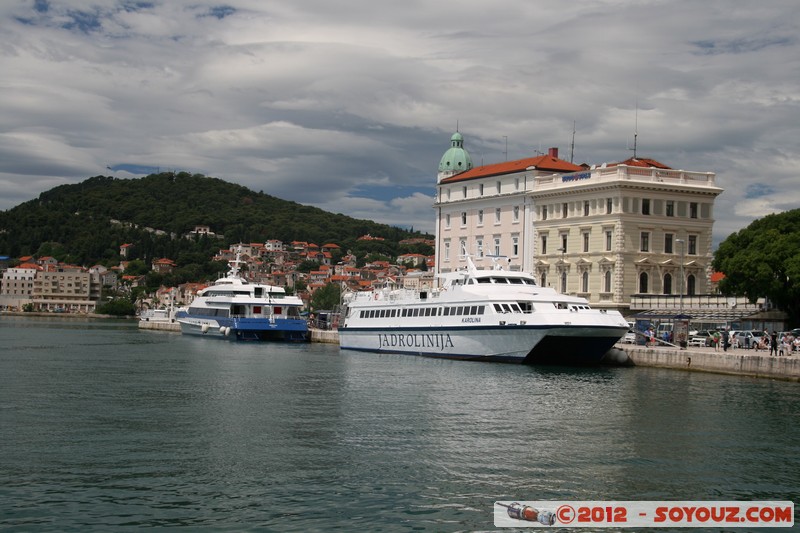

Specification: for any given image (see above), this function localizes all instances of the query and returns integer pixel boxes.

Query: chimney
[548,147,559,159]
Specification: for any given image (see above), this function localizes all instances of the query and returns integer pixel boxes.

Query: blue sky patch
[63,10,102,33]
[691,36,793,55]
[33,0,49,13]
[745,183,774,199]
[204,5,236,19]
[351,184,432,202]
[108,163,164,175]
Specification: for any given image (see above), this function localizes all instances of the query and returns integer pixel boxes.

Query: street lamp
[676,239,685,316]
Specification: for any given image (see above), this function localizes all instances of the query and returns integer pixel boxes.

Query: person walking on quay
[722,329,730,352]
[713,331,721,351]
[770,330,779,356]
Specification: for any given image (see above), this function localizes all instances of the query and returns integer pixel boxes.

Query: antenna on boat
[485,254,510,271]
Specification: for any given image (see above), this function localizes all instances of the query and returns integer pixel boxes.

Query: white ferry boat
[175,250,307,341]
[338,257,629,364]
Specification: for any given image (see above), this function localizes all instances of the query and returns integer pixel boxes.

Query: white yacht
[338,257,629,364]
[175,250,307,341]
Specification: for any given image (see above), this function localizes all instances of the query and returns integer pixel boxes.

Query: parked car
[732,330,757,349]
[622,330,636,344]
[689,330,716,347]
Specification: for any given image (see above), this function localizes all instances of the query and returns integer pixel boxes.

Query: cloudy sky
[1,1,798,245]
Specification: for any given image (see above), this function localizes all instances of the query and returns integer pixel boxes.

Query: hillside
[0,172,431,266]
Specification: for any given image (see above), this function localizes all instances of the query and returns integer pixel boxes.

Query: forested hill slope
[0,172,430,265]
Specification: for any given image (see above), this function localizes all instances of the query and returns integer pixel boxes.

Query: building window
[642,198,650,215]
[542,205,548,220]
[666,200,674,217]
[663,273,672,294]
[583,232,589,253]
[444,241,450,261]
[687,274,696,295]
[690,202,698,219]
[494,237,501,256]
[461,212,467,226]
[640,232,650,252]
[561,235,568,254]
[584,201,590,216]
[541,235,547,255]
[562,203,568,218]
[513,206,520,221]
[581,271,589,293]
[541,272,547,287]
[447,188,451,200]
[604,270,612,292]
[515,177,520,190]
[639,272,649,293]
[561,271,567,293]
[607,198,613,214]
[462,186,467,198]
[459,239,466,257]
[605,230,612,251]
[496,181,501,193]
[479,184,484,196]
[445,214,451,228]
[688,235,697,255]
[477,210,484,225]
[512,236,519,256]
[495,208,501,224]
[476,238,483,258]
[664,233,673,254]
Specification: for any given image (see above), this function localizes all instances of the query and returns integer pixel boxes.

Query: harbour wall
[619,346,800,382]
[139,320,181,332]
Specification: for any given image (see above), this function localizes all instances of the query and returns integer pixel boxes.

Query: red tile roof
[440,154,582,184]
[611,157,672,169]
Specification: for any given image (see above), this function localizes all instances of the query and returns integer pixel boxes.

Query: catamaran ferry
[175,250,307,341]
[338,257,629,364]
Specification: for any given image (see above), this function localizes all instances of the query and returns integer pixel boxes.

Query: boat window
[493,303,503,313]
[509,278,523,284]
[455,306,463,315]
[502,304,513,313]
[478,305,486,315]
[253,306,261,314]
[478,278,492,283]
[518,301,534,313]
[274,306,282,314]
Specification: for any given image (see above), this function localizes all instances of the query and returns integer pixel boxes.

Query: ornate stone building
[433,132,722,313]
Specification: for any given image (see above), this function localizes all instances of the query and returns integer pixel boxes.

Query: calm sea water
[1,316,798,532]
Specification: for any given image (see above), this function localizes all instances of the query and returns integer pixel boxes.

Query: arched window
[639,272,649,293]
[687,274,696,296]
[561,271,567,293]
[604,270,612,293]
[581,271,589,293]
[663,273,672,295]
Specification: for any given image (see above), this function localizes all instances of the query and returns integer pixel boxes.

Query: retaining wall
[621,346,800,382]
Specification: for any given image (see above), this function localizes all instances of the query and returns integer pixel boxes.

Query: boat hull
[338,324,627,364]
[177,316,308,342]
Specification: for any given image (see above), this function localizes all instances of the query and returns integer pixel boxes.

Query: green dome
[438,132,473,173]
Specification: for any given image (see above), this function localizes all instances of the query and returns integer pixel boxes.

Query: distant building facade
[433,132,723,313]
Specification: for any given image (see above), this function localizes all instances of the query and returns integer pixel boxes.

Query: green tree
[713,209,800,325]
[311,282,341,311]
[95,298,136,316]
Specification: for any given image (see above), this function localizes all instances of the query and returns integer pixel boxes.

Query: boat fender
[224,327,231,336]
[201,323,209,334]
[602,347,631,365]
